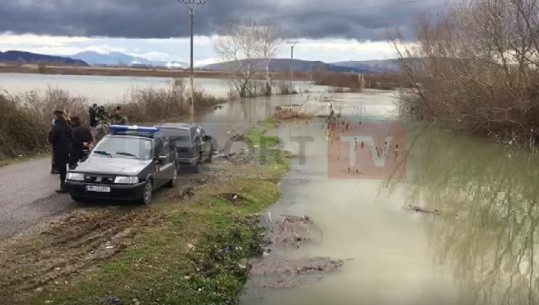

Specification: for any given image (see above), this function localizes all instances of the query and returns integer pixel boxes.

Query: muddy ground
[245,213,345,291]
[0,159,237,302]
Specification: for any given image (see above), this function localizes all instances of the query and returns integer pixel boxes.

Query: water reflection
[395,125,539,305]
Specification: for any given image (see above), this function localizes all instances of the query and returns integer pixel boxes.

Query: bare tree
[392,0,539,143]
[214,19,282,98]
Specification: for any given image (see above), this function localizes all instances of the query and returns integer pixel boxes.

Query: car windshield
[158,128,191,142]
[92,136,153,160]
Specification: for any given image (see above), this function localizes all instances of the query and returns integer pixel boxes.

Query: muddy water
[240,92,539,305]
[0,73,327,102]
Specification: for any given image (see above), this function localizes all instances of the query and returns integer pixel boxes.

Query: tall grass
[0,88,87,159]
[122,79,226,122]
[0,79,227,160]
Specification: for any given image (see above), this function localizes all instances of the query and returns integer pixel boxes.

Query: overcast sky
[0,0,444,64]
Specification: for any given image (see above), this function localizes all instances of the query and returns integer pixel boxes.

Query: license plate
[86,185,111,193]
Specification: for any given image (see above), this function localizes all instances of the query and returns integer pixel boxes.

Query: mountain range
[0,50,402,73]
[0,51,88,66]
[201,58,399,74]
[70,51,187,68]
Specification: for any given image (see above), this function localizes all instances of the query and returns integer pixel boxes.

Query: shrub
[122,79,226,123]
[0,88,89,159]
[0,80,227,160]
[392,1,539,143]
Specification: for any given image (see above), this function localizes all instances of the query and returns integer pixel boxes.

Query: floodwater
[0,73,324,102]
[4,72,539,304]
[239,92,539,305]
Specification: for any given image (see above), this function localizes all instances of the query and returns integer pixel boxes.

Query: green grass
[25,119,290,305]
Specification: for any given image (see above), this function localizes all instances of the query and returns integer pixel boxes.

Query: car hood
[73,157,151,176]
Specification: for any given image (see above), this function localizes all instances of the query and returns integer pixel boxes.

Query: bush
[392,1,539,143]
[0,87,87,159]
[122,79,226,123]
[0,79,227,160]
[313,71,364,90]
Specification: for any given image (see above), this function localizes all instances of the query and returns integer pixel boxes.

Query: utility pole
[178,0,205,123]
[286,41,298,106]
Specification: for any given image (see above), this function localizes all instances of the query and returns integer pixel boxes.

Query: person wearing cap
[111,106,128,125]
[68,117,93,169]
[48,110,72,193]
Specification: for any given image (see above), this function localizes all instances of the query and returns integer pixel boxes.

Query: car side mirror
[204,135,212,141]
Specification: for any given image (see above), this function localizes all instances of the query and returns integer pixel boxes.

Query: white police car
[65,125,177,204]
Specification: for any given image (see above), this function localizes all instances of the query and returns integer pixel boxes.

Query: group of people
[49,105,129,193]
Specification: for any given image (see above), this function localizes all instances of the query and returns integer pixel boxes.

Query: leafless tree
[392,0,539,143]
[214,19,282,97]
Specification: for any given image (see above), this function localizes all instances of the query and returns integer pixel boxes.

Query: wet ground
[240,92,539,305]
[0,91,331,241]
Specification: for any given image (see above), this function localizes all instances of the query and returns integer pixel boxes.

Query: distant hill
[332,59,402,73]
[0,51,88,66]
[202,58,374,74]
[71,51,187,68]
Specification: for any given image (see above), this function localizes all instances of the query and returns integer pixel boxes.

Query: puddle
[241,91,539,305]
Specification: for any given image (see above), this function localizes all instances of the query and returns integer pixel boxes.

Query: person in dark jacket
[89,104,98,128]
[50,117,59,174]
[69,117,94,169]
[48,110,72,193]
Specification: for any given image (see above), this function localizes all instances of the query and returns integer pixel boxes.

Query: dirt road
[0,157,72,240]
[0,121,254,241]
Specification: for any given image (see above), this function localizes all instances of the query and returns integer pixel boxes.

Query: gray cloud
[0,0,444,40]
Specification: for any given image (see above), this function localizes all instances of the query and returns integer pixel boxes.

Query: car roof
[106,134,167,141]
[156,123,199,130]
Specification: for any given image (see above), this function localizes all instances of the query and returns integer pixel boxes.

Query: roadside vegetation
[121,79,225,123]
[0,89,86,159]
[392,0,539,144]
[0,119,291,305]
[0,80,225,160]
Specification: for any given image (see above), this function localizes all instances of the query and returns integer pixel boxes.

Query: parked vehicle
[65,125,177,204]
[155,123,214,172]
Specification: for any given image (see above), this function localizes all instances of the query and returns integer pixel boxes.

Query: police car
[65,125,177,204]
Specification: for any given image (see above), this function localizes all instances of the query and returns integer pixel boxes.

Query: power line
[178,0,205,123]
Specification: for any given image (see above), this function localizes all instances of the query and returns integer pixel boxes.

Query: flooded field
[3,72,537,304]
[0,73,326,102]
[240,93,539,305]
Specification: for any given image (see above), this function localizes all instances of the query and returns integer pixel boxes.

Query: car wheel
[140,180,153,205]
[166,169,177,188]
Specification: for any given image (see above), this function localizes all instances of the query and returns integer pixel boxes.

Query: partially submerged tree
[214,20,282,97]
[392,0,539,142]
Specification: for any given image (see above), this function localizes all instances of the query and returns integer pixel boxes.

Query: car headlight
[114,176,139,184]
[67,172,84,181]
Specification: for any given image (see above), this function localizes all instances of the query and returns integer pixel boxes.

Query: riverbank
[0,119,292,305]
[0,64,311,81]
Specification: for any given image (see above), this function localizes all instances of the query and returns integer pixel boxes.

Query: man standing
[69,117,93,170]
[50,117,59,174]
[111,106,128,125]
[88,104,98,139]
[48,110,72,193]
[89,104,98,128]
